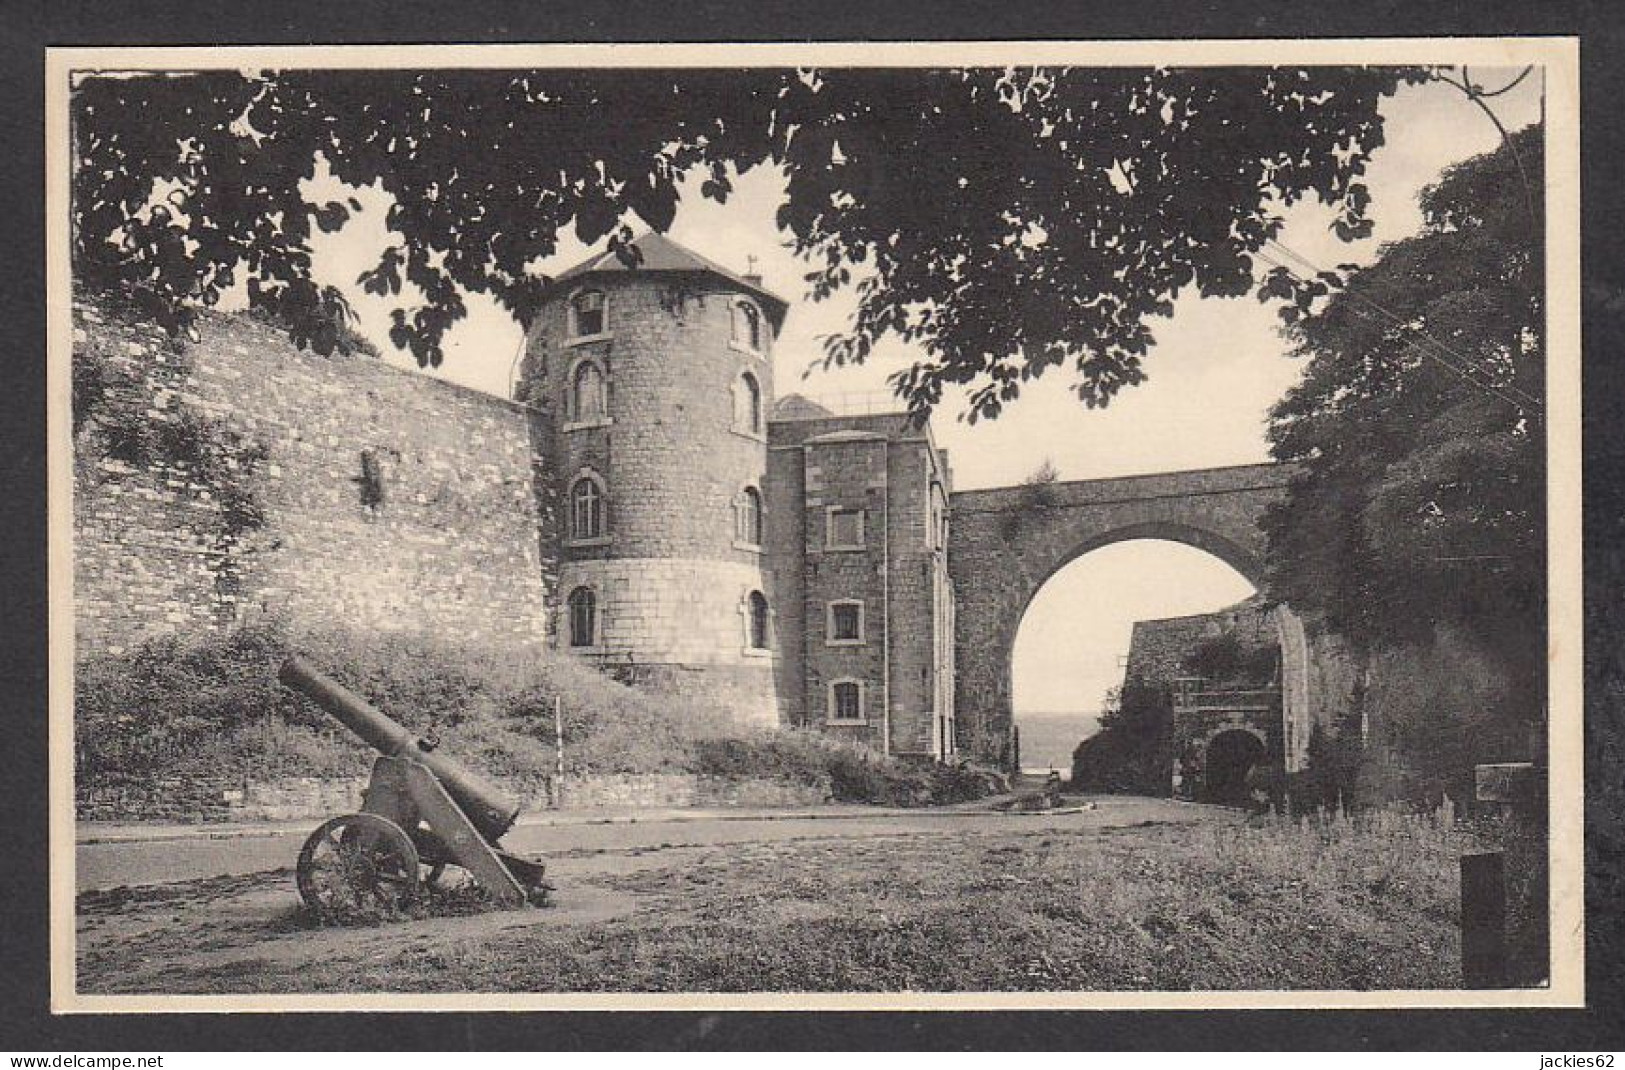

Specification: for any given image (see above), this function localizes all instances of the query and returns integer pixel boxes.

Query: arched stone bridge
[947,461,1314,772]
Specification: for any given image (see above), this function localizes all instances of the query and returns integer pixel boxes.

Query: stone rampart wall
[76,771,831,823]
[72,296,552,658]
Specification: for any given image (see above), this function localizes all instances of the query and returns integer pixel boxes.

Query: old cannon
[279,655,552,919]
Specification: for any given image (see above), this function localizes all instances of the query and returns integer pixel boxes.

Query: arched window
[733,300,763,352]
[569,289,606,338]
[736,372,762,434]
[747,590,769,650]
[570,475,605,540]
[567,587,596,648]
[571,360,607,421]
[735,485,763,546]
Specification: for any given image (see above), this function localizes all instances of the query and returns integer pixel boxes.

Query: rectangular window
[570,478,604,541]
[568,588,596,648]
[570,290,606,338]
[830,680,863,722]
[829,601,863,643]
[827,507,863,548]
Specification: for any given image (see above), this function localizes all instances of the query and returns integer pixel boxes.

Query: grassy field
[78,805,1535,994]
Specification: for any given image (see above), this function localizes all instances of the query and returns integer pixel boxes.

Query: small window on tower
[829,680,864,723]
[733,300,763,352]
[569,289,606,338]
[736,486,763,546]
[747,591,769,650]
[569,475,605,541]
[735,372,763,435]
[567,587,596,647]
[571,360,607,422]
[828,600,864,644]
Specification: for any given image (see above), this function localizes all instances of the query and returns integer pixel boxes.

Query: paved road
[73,796,1228,892]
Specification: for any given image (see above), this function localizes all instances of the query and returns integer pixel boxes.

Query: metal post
[553,695,565,810]
[1461,850,1508,988]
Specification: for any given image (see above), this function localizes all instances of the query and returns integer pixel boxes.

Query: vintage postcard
[46,38,1582,1012]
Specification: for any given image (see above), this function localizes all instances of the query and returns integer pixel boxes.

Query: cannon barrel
[278,655,521,842]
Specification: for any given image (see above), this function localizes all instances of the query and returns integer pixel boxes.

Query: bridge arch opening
[1009,536,1259,778]
[949,463,1312,780]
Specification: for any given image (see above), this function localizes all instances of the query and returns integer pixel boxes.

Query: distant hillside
[1016,712,1103,774]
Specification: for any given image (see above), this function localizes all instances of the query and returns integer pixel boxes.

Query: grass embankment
[79,805,1541,994]
[400,814,1476,992]
[75,621,993,811]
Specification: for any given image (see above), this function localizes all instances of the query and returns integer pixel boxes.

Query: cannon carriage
[279,656,552,920]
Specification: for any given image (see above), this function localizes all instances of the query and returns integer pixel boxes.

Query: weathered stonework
[518,236,787,728]
[556,557,779,727]
[1122,602,1286,798]
[765,412,956,760]
[947,463,1306,767]
[73,233,1343,785]
[73,297,552,657]
[542,772,830,810]
[76,770,830,822]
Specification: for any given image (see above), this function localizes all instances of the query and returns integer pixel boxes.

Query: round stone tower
[519,233,788,728]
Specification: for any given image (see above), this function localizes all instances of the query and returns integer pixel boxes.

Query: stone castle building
[74,230,1342,779]
[515,234,958,761]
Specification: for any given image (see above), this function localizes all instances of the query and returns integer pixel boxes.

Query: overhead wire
[1267,237,1545,412]
[1428,66,1542,246]
[1258,238,1544,416]
[1259,248,1538,418]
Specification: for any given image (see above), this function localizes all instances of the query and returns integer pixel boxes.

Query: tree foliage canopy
[1262,124,1544,669]
[1181,632,1279,687]
[72,65,1424,419]
[1072,676,1171,794]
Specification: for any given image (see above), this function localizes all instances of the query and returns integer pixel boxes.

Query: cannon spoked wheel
[297,812,421,921]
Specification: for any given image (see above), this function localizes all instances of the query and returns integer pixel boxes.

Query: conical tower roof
[550,231,788,330]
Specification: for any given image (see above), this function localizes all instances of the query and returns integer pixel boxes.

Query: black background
[2,0,1622,1051]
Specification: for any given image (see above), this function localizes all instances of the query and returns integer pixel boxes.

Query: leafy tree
[1261,125,1545,744]
[1004,456,1062,535]
[1023,457,1061,486]
[1181,632,1278,687]
[72,66,1424,418]
[1071,675,1172,793]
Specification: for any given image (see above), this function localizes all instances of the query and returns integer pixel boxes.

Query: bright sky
[298,68,1542,732]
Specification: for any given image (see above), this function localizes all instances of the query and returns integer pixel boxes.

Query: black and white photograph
[46,39,1582,1012]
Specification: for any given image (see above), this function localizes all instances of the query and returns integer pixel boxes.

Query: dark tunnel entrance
[1203,729,1267,807]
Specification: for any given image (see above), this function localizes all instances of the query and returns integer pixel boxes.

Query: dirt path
[74,795,1214,890]
[75,840,717,994]
[73,798,1242,995]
